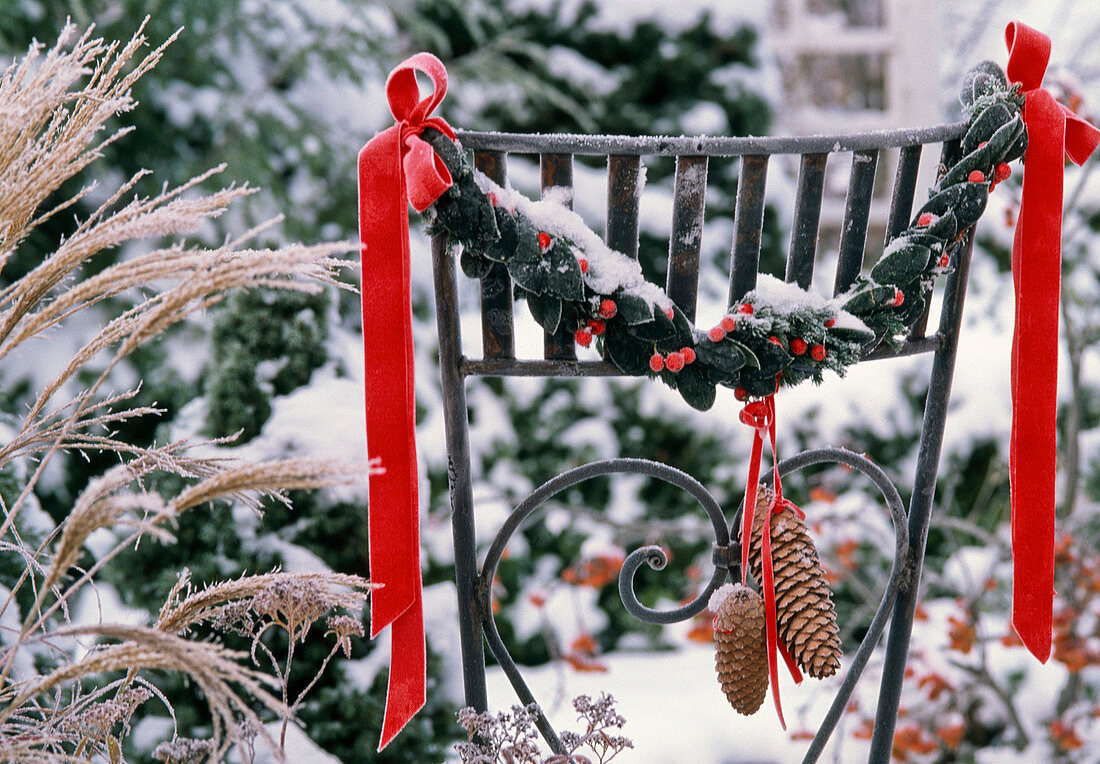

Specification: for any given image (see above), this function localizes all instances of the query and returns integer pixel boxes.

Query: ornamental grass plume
[0,21,374,763]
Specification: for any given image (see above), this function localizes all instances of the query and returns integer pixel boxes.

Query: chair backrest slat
[728,154,770,304]
[885,145,923,244]
[541,153,577,360]
[833,149,879,296]
[606,155,642,259]
[475,150,515,359]
[786,152,829,289]
[666,156,708,322]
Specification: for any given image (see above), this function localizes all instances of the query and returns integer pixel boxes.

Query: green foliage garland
[423,60,1025,410]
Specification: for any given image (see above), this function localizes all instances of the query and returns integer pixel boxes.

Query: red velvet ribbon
[1003,22,1100,663]
[739,395,804,728]
[358,52,455,750]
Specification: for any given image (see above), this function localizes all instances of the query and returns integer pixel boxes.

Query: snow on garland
[421,59,1026,410]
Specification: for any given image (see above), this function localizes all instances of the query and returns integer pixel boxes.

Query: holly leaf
[922,182,988,230]
[961,101,1014,153]
[485,208,519,263]
[543,242,585,301]
[527,292,563,334]
[614,292,655,325]
[842,284,897,314]
[460,246,492,279]
[508,217,553,295]
[725,337,760,369]
[603,322,650,375]
[676,364,717,410]
[695,340,746,373]
[870,242,931,286]
[630,308,677,342]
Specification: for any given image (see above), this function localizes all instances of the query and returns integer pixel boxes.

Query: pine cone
[713,585,769,715]
[742,486,842,679]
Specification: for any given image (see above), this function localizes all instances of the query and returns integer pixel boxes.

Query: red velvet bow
[1003,22,1100,663]
[358,52,455,750]
[738,395,803,728]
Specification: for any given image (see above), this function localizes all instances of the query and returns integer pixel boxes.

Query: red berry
[574,328,592,347]
[578,257,589,274]
[917,212,934,227]
[598,299,617,319]
[790,338,807,356]
[994,163,1012,182]
[649,353,665,373]
[893,288,905,307]
[737,303,754,315]
[487,192,498,206]
[968,170,986,183]
[664,306,675,319]
[825,317,836,328]
[681,347,696,364]
[666,351,685,372]
[938,254,950,268]
[719,315,736,332]
[538,232,552,251]
[768,336,783,346]
[708,326,726,342]
[810,344,826,361]
[587,319,605,336]
[978,141,988,148]
[734,386,749,401]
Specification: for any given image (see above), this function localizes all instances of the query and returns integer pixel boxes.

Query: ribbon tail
[378,593,426,750]
[742,434,764,584]
[761,518,785,729]
[359,126,426,744]
[1009,89,1064,663]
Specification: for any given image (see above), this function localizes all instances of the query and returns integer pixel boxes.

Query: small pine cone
[742,486,842,679]
[713,585,769,715]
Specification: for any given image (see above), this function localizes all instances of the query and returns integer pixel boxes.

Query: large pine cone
[742,486,842,679]
[713,585,769,715]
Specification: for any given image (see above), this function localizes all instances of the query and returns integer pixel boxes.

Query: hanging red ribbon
[739,395,803,728]
[358,52,455,750]
[1002,22,1100,663]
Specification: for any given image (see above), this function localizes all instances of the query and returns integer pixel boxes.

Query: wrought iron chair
[430,122,973,763]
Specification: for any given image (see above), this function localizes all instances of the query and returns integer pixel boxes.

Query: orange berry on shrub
[719,314,736,332]
[666,351,685,372]
[682,346,696,364]
[598,299,617,319]
[538,231,551,251]
[790,338,807,355]
[574,328,592,347]
[811,344,826,361]
[587,319,605,336]
[649,353,665,372]
[708,326,726,342]
[968,170,985,183]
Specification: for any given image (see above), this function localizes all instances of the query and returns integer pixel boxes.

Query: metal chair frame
[431,121,974,763]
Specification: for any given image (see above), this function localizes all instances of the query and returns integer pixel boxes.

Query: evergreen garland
[423,59,1025,410]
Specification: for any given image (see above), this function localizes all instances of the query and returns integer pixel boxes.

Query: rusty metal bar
[541,153,577,360]
[666,155,708,322]
[606,155,642,260]
[786,153,828,289]
[728,154,769,304]
[833,149,879,296]
[456,121,968,156]
[885,145,923,244]
[475,150,514,359]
